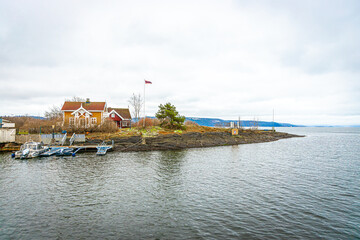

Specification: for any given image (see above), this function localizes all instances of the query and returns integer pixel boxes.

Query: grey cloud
[0,0,359,125]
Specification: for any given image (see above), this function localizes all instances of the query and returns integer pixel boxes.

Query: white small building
[0,119,15,128]
[0,118,16,143]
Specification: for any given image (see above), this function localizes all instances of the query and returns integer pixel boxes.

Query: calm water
[0,128,359,239]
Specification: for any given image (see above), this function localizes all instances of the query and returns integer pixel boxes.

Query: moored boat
[96,141,113,155]
[14,141,50,159]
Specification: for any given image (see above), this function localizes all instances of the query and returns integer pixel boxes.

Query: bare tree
[44,105,62,119]
[128,93,143,120]
[66,96,85,102]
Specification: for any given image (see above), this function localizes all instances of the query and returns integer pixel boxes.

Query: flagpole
[272,108,275,131]
[143,80,146,128]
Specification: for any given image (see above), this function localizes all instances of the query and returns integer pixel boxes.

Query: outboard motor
[21,149,30,159]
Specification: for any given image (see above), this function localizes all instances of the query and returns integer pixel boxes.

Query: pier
[48,145,108,151]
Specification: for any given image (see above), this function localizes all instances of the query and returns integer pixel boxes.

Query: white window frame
[91,117,97,124]
[69,117,74,126]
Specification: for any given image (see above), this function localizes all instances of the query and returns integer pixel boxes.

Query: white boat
[96,141,113,156]
[14,141,49,159]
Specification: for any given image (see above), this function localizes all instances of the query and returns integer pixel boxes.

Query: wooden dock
[0,143,21,152]
[48,145,113,152]
[1,145,113,153]
[0,146,20,152]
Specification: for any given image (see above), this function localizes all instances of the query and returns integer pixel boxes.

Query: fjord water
[0,128,359,239]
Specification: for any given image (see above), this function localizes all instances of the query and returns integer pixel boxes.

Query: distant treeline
[185,117,300,127]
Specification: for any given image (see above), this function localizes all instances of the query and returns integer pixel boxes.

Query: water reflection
[153,150,186,189]
[1,128,359,239]
[230,145,240,160]
[152,150,188,218]
[52,154,110,187]
[158,150,186,175]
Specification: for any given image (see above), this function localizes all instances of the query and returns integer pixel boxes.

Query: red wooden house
[107,108,132,128]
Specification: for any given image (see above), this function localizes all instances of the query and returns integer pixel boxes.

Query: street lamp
[52,125,55,144]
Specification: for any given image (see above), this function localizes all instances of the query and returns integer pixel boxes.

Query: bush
[61,119,118,134]
[133,118,160,128]
[4,116,121,134]
[98,118,118,133]
[185,120,199,126]
[3,116,62,134]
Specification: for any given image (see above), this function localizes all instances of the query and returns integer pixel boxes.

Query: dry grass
[133,118,160,128]
[5,116,231,140]
[185,120,199,126]
[61,119,118,134]
[4,116,119,134]
[184,125,228,133]
[86,124,230,140]
[86,128,141,139]
[4,116,61,134]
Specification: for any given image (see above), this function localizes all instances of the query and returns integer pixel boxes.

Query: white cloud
[0,0,359,125]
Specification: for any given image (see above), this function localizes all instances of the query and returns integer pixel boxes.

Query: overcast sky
[0,0,359,125]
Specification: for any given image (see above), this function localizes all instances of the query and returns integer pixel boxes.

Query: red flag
[145,80,152,84]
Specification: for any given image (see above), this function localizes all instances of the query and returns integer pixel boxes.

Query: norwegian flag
[145,80,152,84]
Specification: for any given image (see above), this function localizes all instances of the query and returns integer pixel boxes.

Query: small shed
[0,118,15,128]
[0,118,16,143]
[107,108,132,128]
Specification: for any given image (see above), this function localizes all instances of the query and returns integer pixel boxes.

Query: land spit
[87,131,303,152]
[1,130,303,152]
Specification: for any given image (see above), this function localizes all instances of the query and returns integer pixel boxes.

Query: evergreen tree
[155,102,185,129]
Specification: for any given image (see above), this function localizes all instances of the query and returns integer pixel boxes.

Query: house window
[91,118,97,124]
[69,117,74,125]
[111,113,115,118]
[122,121,128,127]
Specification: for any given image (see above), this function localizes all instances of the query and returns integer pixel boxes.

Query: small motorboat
[14,141,50,159]
[55,148,74,156]
[40,147,83,157]
[96,141,113,156]
[40,147,72,157]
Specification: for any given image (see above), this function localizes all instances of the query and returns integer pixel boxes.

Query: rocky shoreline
[88,130,303,152]
[0,130,303,153]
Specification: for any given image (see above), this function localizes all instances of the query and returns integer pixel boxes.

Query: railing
[60,133,67,146]
[69,133,76,146]
[39,133,86,145]
[41,134,65,139]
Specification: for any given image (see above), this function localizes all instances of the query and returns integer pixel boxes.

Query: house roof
[108,108,132,119]
[71,106,93,116]
[61,101,106,111]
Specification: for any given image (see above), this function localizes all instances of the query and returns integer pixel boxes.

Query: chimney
[86,98,90,104]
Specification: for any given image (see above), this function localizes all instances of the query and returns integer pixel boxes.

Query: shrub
[133,118,160,128]
[4,116,120,134]
[98,118,118,133]
[185,120,199,126]
[3,116,62,134]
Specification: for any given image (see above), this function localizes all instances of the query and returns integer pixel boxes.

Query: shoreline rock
[106,131,303,152]
[1,130,303,153]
